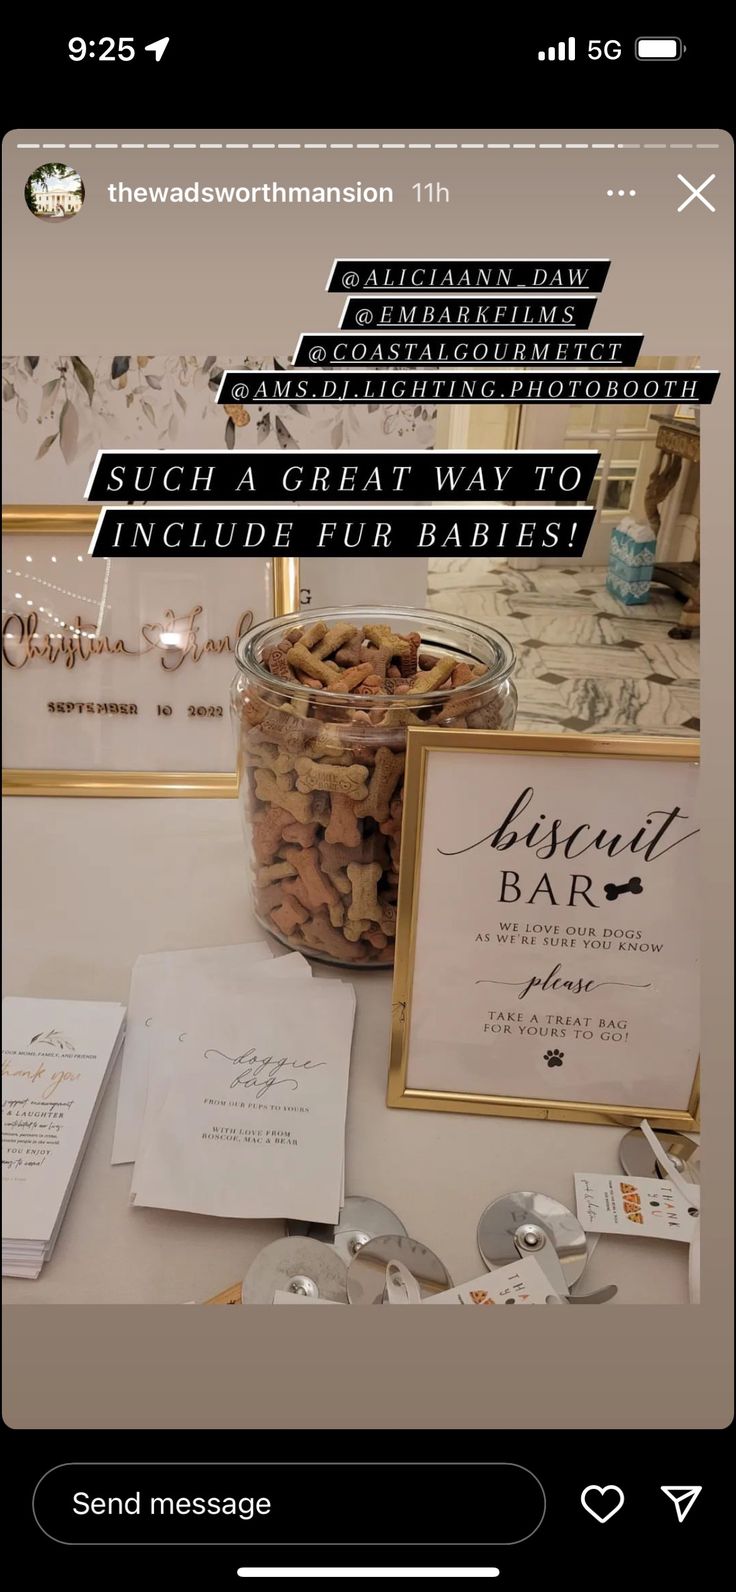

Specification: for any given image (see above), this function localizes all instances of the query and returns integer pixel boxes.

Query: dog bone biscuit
[267,644,296,681]
[363,624,413,658]
[256,882,287,915]
[300,620,328,651]
[257,861,297,886]
[331,662,376,694]
[343,918,371,941]
[355,746,404,824]
[254,768,313,824]
[325,792,362,848]
[379,794,403,838]
[287,644,341,687]
[311,622,357,661]
[408,656,455,692]
[280,819,320,848]
[354,673,385,697]
[252,805,292,863]
[335,634,364,667]
[399,631,421,678]
[300,911,368,962]
[271,897,309,936]
[295,757,369,800]
[328,901,346,928]
[324,866,351,897]
[283,846,341,911]
[282,876,312,910]
[347,861,383,924]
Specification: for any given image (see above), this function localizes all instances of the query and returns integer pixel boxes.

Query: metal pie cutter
[477,1191,588,1289]
[346,1233,453,1305]
[242,1236,348,1305]
[619,1128,700,1184]
[286,1196,408,1263]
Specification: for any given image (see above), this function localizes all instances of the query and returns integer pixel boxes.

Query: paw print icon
[544,1048,564,1068]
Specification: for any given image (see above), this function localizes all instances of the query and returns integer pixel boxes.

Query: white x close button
[677,173,716,212]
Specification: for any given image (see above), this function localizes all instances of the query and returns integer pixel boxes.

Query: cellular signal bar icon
[538,37,576,61]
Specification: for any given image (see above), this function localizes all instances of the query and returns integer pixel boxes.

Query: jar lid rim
[234,606,516,704]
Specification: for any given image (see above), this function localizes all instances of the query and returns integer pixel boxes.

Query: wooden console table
[644,416,700,635]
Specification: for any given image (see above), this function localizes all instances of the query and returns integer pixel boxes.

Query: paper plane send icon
[661,1485,702,1523]
[145,37,170,62]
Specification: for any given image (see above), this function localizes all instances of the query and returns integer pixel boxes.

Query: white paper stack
[2,997,126,1278]
[114,941,354,1225]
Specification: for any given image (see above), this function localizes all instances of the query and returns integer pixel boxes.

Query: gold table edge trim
[2,769,239,798]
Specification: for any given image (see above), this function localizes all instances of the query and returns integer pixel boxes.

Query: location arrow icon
[145,37,170,62]
[661,1485,702,1523]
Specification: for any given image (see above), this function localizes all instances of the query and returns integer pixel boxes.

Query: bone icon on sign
[604,876,644,901]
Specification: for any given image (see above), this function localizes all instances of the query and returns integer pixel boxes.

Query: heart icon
[580,1485,625,1523]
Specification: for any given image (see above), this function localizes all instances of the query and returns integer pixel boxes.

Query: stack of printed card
[113,941,355,1225]
[2,997,126,1278]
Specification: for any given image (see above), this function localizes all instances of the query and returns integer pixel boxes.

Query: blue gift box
[606,517,657,605]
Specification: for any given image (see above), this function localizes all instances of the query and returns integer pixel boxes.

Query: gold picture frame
[388,728,700,1130]
[2,507,299,797]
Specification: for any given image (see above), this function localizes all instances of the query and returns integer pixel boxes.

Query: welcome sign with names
[2,532,272,780]
[389,731,700,1127]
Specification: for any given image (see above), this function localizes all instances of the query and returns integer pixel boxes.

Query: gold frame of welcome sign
[1,507,300,797]
[388,727,700,1130]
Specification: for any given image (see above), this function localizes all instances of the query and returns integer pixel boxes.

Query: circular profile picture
[24,163,85,222]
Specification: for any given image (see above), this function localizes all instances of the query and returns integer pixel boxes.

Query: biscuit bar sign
[389,730,700,1128]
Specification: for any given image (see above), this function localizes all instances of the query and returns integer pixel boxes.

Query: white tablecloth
[2,797,691,1304]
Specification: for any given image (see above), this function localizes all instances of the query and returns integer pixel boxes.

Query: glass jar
[231,607,517,968]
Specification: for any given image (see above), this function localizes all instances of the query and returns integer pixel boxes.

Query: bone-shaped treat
[399,631,421,678]
[254,768,313,824]
[324,865,352,897]
[319,836,387,873]
[335,634,364,667]
[354,673,385,696]
[282,846,341,910]
[257,861,297,887]
[287,644,341,687]
[347,861,383,924]
[311,622,357,661]
[325,792,362,848]
[271,897,309,936]
[267,645,296,681]
[295,757,369,800]
[360,644,393,682]
[280,819,320,849]
[604,876,644,901]
[355,745,404,825]
[300,620,328,651]
[408,655,455,693]
[252,805,292,863]
[363,623,413,658]
[258,706,313,750]
[331,663,376,694]
[300,911,368,962]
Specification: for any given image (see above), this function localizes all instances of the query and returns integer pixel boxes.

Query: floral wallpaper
[2,354,437,502]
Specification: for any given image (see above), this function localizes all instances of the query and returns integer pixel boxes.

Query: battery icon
[635,36,683,60]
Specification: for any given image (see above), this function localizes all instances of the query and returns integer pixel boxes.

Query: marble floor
[427,561,700,737]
